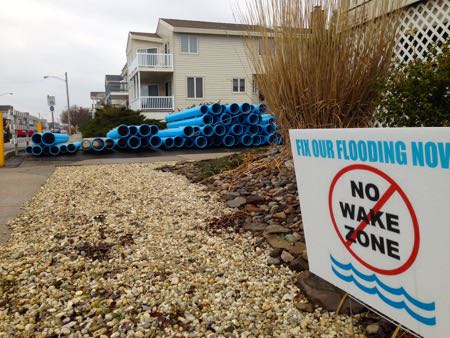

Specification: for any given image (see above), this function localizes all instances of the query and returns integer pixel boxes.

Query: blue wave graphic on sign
[330,255,436,326]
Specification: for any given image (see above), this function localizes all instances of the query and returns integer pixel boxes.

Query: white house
[124,18,261,119]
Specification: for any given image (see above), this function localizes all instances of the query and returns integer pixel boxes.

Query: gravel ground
[0,163,362,337]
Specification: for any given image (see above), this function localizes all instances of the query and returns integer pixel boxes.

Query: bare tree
[60,106,91,129]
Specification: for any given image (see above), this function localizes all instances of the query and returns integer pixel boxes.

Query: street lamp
[0,92,13,97]
[43,72,71,134]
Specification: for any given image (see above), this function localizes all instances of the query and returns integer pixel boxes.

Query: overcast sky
[0,0,243,121]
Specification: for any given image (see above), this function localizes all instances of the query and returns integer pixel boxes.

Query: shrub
[377,43,450,127]
[81,106,166,137]
[239,0,402,142]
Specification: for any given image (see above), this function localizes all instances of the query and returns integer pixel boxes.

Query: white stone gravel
[0,163,363,337]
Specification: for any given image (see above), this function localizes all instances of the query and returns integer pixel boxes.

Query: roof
[160,18,259,32]
[105,75,123,82]
[129,31,161,39]
[0,105,13,112]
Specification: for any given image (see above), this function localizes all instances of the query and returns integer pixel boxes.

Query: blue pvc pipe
[208,103,222,115]
[58,144,68,154]
[274,133,283,145]
[261,114,275,123]
[252,135,263,146]
[193,126,200,135]
[229,124,244,136]
[49,145,60,156]
[222,135,235,147]
[91,138,106,152]
[149,135,162,148]
[67,143,78,153]
[129,125,138,136]
[42,132,70,146]
[184,138,194,148]
[161,137,174,149]
[261,124,275,134]
[25,146,32,154]
[200,125,214,137]
[149,125,159,135]
[253,103,268,114]
[127,136,141,149]
[32,145,43,156]
[214,124,227,136]
[157,126,195,138]
[225,103,239,115]
[107,125,130,139]
[220,113,232,125]
[42,146,50,156]
[81,139,92,151]
[116,138,128,149]
[173,136,185,148]
[246,113,261,125]
[221,105,227,114]
[104,138,115,150]
[265,133,277,144]
[239,103,252,114]
[194,136,207,149]
[166,114,213,128]
[31,133,42,144]
[247,125,259,136]
[212,137,222,147]
[240,134,253,146]
[165,104,209,122]
[138,124,151,137]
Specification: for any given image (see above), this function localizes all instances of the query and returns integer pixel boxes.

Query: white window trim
[186,76,204,99]
[181,35,199,54]
[232,78,246,93]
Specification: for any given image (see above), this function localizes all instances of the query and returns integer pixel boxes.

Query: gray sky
[0,0,243,122]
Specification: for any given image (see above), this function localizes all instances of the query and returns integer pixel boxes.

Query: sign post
[290,128,449,338]
[47,95,55,131]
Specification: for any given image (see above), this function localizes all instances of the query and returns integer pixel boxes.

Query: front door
[148,85,159,96]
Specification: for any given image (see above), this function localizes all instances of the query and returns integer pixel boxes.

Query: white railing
[131,96,174,110]
[128,53,173,73]
[138,53,173,68]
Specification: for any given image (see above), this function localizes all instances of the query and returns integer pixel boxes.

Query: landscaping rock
[366,323,380,335]
[269,248,283,258]
[289,256,309,272]
[295,302,315,313]
[296,271,365,314]
[226,196,247,208]
[280,250,295,263]
[263,224,291,234]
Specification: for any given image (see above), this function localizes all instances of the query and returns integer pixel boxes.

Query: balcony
[128,53,173,75]
[130,96,174,111]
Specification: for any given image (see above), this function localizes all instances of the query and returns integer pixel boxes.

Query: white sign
[47,95,56,106]
[289,128,450,338]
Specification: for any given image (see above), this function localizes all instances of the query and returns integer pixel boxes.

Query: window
[181,35,198,53]
[252,79,258,95]
[137,48,157,53]
[187,77,203,98]
[232,78,246,93]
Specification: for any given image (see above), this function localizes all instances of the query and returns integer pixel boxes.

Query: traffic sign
[50,106,54,112]
[47,95,55,106]
[290,128,449,338]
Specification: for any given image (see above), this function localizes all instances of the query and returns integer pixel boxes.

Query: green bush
[376,43,450,127]
[81,106,166,137]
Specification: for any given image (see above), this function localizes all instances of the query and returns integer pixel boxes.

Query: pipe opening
[127,136,141,149]
[184,138,194,148]
[139,124,151,137]
[240,103,251,113]
[31,133,42,144]
[201,125,214,137]
[220,113,232,125]
[81,139,91,150]
[105,139,114,149]
[140,137,149,147]
[241,134,253,146]
[42,132,56,145]
[163,137,174,148]
[174,136,185,148]
[117,125,130,137]
[210,103,222,115]
[183,126,195,137]
[194,136,207,148]
[67,144,77,153]
[203,114,213,125]
[222,135,235,147]
[50,145,60,156]
[129,125,138,136]
[149,135,162,148]
[150,125,159,135]
[214,124,226,136]
[32,145,43,156]
[228,103,239,114]
[59,145,68,153]
[117,138,128,148]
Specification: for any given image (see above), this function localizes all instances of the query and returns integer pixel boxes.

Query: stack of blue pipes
[159,102,280,149]
[82,124,163,152]
[27,132,81,156]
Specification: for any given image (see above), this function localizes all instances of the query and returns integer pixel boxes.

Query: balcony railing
[130,96,174,111]
[128,53,173,74]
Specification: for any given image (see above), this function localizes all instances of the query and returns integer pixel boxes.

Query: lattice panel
[394,0,450,64]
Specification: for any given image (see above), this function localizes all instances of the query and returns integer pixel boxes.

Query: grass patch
[193,153,245,182]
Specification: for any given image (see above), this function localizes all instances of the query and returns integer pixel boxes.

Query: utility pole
[65,72,71,134]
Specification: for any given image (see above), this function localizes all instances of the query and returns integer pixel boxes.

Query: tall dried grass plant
[238,0,403,142]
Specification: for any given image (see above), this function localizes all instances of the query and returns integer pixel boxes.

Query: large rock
[289,256,309,272]
[263,225,291,234]
[243,223,267,232]
[296,271,365,314]
[226,196,247,208]
[264,234,306,255]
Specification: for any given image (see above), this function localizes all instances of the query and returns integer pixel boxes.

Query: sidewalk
[0,163,55,245]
